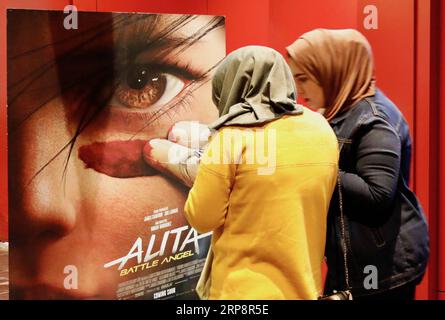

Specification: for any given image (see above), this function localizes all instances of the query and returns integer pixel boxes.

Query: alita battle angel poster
[7,9,225,300]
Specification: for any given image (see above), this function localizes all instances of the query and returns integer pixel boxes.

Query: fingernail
[149,139,162,149]
[167,125,178,143]
[144,139,163,158]
[143,141,153,157]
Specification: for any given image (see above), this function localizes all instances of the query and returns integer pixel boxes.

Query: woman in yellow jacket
[180,46,339,300]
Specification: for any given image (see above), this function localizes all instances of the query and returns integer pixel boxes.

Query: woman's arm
[184,129,236,233]
[340,119,401,222]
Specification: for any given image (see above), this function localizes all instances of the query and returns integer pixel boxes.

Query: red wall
[270,0,357,56]
[414,0,441,301]
[0,0,441,300]
[95,0,207,14]
[438,0,445,301]
[357,0,414,129]
[208,0,270,51]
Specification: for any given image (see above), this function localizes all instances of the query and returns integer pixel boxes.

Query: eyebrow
[116,14,196,58]
[116,14,224,63]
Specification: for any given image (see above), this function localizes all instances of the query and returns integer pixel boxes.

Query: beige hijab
[209,45,303,130]
[286,29,376,121]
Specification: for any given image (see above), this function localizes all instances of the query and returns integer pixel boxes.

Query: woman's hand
[143,121,212,187]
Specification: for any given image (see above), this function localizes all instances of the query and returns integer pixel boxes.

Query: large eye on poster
[7,9,225,300]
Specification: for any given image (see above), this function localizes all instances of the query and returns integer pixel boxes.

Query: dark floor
[0,242,8,300]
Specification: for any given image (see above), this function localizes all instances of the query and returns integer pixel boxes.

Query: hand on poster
[143,121,212,187]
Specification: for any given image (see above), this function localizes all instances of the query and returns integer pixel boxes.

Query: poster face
[7,9,225,300]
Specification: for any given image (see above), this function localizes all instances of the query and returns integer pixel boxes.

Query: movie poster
[7,9,225,300]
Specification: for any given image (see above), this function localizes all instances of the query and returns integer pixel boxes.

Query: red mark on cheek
[78,140,157,178]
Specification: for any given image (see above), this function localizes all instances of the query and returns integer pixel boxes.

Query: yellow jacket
[184,109,339,300]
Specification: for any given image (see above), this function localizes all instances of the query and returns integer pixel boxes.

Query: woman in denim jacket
[286,29,429,300]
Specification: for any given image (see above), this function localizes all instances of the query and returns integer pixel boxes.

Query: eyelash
[116,59,205,86]
[142,60,205,81]
[119,85,195,128]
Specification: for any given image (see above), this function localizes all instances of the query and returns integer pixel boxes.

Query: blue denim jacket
[324,89,430,297]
